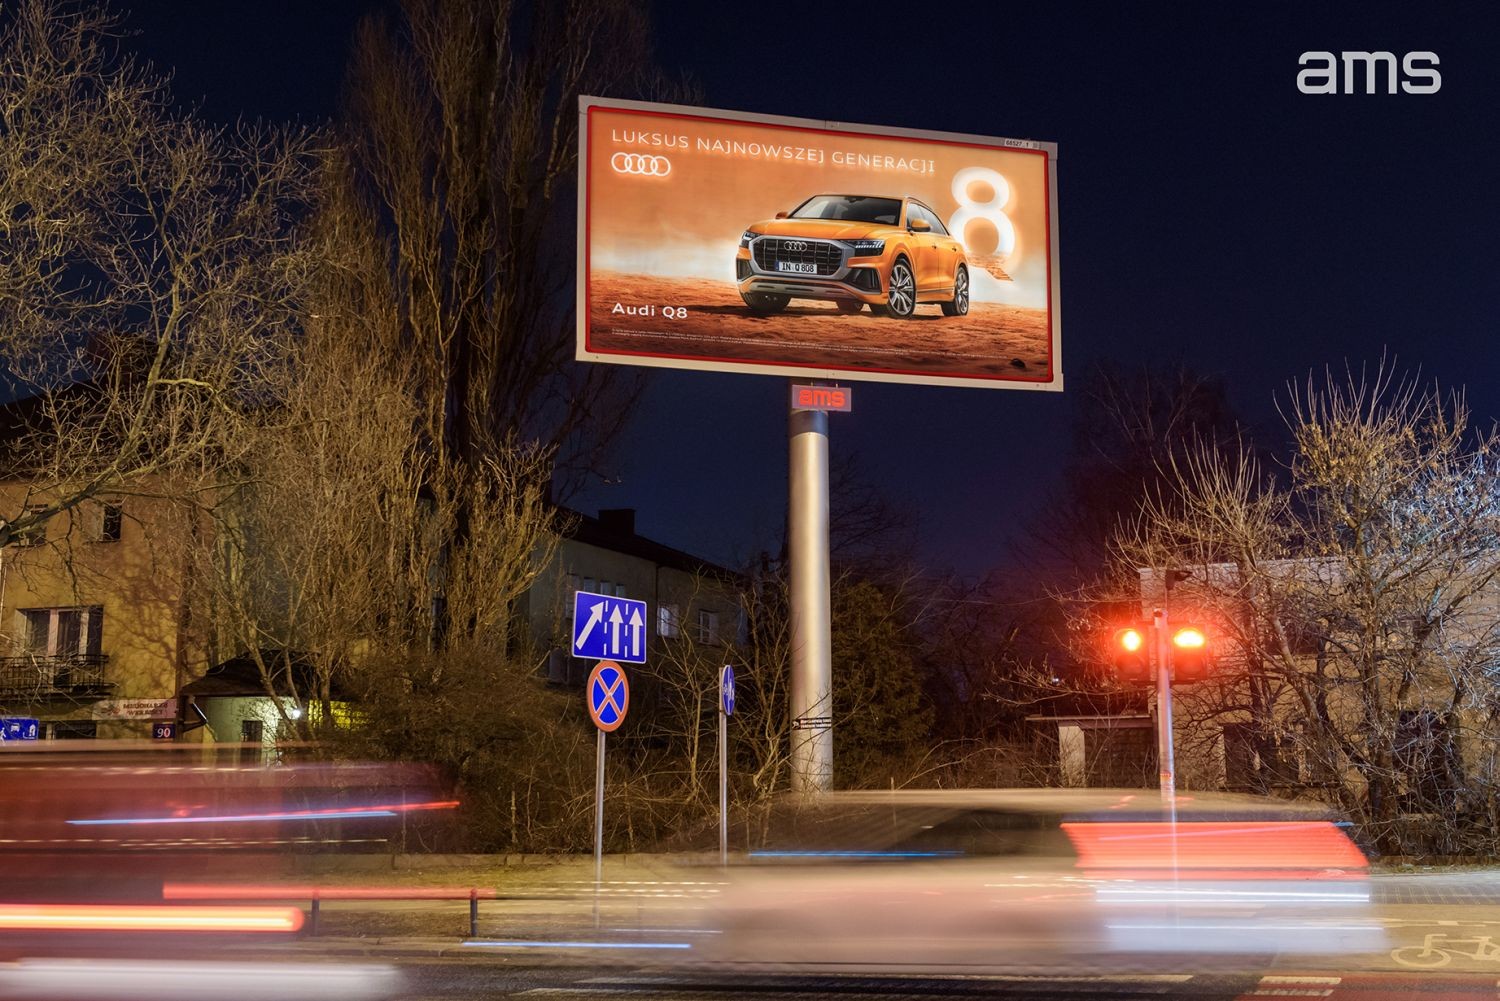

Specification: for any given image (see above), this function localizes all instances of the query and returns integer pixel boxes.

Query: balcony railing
[0,654,113,698]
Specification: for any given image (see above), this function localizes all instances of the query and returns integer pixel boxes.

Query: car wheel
[940,265,970,317]
[835,301,864,314]
[883,258,916,318]
[741,291,789,314]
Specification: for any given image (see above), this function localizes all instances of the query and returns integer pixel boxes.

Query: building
[521,508,744,731]
[0,488,189,740]
[1,488,740,749]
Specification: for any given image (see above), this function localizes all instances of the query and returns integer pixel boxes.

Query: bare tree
[185,152,563,739]
[0,0,319,545]
[334,0,683,491]
[1109,363,1500,853]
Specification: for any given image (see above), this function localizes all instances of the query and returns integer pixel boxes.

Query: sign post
[586,660,629,920]
[1151,608,1177,821]
[718,664,736,866]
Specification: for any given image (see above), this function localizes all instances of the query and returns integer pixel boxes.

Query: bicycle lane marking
[1237,973,1500,1000]
[1391,931,1500,970]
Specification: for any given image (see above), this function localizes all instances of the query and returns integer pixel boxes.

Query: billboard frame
[576,95,1063,392]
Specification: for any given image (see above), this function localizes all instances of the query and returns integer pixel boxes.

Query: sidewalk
[174,853,717,941]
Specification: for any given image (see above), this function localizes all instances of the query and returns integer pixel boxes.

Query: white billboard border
[575,95,1062,393]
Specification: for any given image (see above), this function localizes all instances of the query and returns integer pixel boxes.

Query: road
[14,868,1500,1000]
[371,962,1500,1000]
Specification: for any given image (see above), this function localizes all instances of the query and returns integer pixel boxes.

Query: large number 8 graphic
[947,166,1016,260]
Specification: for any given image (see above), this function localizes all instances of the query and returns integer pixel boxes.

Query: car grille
[753,238,843,276]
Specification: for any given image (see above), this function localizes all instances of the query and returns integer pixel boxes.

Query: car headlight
[740,230,757,248]
[845,239,885,257]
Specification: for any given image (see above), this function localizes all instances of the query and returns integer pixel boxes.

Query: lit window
[657,604,680,638]
[697,610,720,645]
[14,606,103,658]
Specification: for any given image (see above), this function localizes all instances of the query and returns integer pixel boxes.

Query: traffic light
[1110,625,1152,683]
[1170,625,1211,682]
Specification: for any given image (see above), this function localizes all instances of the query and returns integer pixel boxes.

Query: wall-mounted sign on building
[93,698,177,721]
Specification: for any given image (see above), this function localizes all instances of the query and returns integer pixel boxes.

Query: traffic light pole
[1152,607,1177,821]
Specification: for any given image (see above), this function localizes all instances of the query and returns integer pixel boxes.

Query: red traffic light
[1110,626,1152,683]
[1170,625,1211,681]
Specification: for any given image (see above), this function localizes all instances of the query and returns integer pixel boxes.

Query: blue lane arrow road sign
[587,661,629,732]
[720,664,736,716]
[573,591,648,664]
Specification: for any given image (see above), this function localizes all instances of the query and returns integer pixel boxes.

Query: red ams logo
[792,385,851,411]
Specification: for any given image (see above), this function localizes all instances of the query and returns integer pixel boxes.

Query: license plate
[776,261,817,274]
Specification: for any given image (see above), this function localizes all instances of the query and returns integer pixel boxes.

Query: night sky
[124,0,1499,577]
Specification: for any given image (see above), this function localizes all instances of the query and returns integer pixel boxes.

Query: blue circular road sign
[588,660,629,732]
[720,664,736,716]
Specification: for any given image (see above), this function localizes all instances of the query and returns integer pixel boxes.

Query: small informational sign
[720,664,737,716]
[152,721,177,740]
[573,591,648,664]
[790,384,852,413]
[0,718,40,741]
[586,660,630,732]
[93,698,177,721]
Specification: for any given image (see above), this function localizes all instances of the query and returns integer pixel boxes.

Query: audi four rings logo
[611,152,671,176]
[784,241,808,251]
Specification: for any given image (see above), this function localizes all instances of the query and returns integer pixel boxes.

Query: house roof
[181,649,348,700]
[1022,688,1152,720]
[558,506,741,582]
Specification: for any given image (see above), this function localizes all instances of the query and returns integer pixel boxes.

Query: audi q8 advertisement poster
[577,97,1060,391]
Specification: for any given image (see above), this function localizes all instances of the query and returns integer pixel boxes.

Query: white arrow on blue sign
[573,591,648,664]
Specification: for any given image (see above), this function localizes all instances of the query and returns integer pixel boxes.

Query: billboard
[577,97,1061,391]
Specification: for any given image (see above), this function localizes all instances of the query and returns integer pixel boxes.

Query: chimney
[599,508,636,536]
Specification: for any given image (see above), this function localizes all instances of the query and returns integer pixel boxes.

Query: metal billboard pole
[788,400,832,795]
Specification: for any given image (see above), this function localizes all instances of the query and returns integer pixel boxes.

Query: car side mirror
[908,218,931,233]
[775,211,789,220]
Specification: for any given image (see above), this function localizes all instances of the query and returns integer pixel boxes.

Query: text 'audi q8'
[736,194,970,319]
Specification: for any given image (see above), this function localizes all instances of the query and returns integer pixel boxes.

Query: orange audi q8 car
[736,194,969,319]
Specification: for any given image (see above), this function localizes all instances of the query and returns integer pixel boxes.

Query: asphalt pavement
[21,863,1500,999]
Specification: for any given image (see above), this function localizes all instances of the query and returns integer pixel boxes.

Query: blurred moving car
[705,788,1384,972]
[0,742,455,902]
[0,743,437,998]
